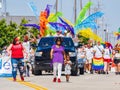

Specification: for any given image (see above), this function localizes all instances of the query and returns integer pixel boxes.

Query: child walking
[64,54,72,82]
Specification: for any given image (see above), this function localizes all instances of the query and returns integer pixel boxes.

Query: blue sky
[0,0,120,32]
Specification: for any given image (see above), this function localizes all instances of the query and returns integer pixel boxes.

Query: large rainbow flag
[92,57,104,70]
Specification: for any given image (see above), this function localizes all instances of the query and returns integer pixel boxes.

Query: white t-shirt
[37,39,40,44]
[94,45,104,58]
[23,41,30,52]
[115,53,120,58]
[85,47,93,60]
[77,48,85,59]
[54,34,64,37]
[66,33,72,38]
[103,48,111,59]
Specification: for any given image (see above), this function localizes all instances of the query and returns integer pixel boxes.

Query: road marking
[7,78,48,90]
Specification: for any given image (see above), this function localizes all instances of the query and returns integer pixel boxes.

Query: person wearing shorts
[113,50,120,75]
[103,44,111,74]
[85,44,94,74]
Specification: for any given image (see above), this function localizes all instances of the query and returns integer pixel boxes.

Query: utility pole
[80,0,82,10]
[56,0,58,13]
[60,0,62,12]
[89,0,91,15]
[3,0,6,16]
[0,0,2,9]
[74,0,77,23]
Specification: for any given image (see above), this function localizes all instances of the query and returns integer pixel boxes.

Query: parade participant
[112,49,120,75]
[50,37,66,83]
[7,37,25,81]
[66,30,73,38]
[22,35,31,77]
[73,34,79,47]
[54,31,64,37]
[29,46,35,68]
[64,54,72,82]
[85,43,94,74]
[59,30,64,37]
[93,41,104,74]
[77,45,86,74]
[103,44,111,74]
[36,34,42,44]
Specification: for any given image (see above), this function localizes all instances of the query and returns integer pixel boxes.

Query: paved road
[1,72,120,90]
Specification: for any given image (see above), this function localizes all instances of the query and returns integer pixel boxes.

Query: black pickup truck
[32,37,78,76]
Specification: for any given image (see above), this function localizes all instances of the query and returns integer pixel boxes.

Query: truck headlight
[69,52,76,57]
[35,52,43,57]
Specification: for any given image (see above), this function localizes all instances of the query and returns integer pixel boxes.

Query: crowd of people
[77,41,120,75]
[0,30,120,83]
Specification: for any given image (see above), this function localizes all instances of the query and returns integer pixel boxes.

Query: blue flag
[28,1,39,19]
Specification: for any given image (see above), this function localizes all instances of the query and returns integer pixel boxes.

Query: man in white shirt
[93,41,104,58]
[85,44,94,73]
[93,41,104,74]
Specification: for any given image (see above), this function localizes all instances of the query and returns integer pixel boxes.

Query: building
[0,16,38,24]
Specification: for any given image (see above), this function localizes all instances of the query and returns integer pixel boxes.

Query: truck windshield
[38,37,74,47]
[62,38,74,47]
[38,38,54,47]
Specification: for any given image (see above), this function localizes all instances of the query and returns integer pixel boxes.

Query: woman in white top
[103,44,111,74]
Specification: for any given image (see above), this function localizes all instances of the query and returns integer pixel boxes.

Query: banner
[0,56,12,77]
[92,57,104,70]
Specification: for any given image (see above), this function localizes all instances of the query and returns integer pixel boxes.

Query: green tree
[0,18,39,50]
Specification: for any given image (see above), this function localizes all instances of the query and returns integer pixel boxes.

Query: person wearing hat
[103,44,111,74]
[7,37,25,81]
[50,37,66,83]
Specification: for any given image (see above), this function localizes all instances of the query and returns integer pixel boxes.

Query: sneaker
[20,75,24,81]
[13,78,16,82]
[53,78,57,82]
[57,78,61,83]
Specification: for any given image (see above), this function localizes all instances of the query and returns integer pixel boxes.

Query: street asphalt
[0,72,120,90]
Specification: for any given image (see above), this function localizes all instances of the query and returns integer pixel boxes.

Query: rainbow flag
[92,57,104,70]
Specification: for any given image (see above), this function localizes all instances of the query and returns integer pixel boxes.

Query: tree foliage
[0,18,39,50]
[78,35,89,45]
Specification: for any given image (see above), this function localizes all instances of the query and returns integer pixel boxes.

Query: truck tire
[32,69,42,75]
[71,64,78,76]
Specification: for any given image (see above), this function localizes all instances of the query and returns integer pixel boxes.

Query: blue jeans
[78,58,86,64]
[11,58,24,79]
